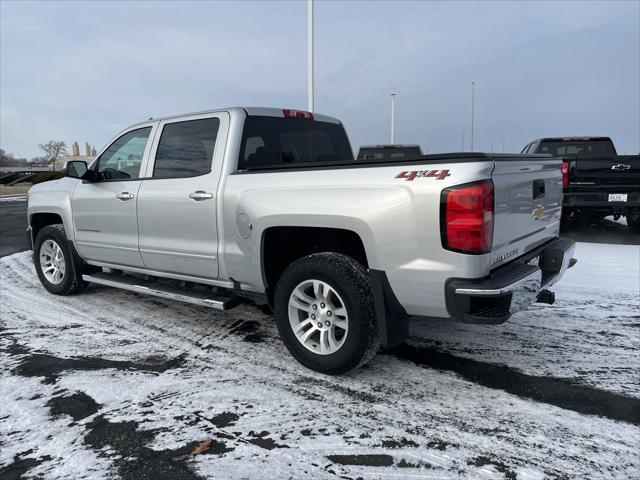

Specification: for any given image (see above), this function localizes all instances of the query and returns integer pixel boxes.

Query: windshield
[238,116,353,170]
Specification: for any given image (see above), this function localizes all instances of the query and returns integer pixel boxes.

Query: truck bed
[229,152,563,317]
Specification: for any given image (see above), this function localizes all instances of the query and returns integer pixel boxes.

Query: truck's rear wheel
[274,253,380,375]
[34,224,87,295]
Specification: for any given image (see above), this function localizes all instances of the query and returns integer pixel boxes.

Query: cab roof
[133,107,341,127]
[535,136,612,143]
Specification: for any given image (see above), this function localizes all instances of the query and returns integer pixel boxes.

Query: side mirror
[64,160,88,179]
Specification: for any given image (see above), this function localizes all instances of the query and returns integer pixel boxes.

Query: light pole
[389,92,396,144]
[470,81,475,151]
[307,0,314,112]
[461,130,465,151]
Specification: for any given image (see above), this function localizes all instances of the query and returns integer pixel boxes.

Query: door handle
[116,192,134,201]
[189,191,214,201]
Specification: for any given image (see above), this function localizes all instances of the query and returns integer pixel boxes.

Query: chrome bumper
[446,238,576,324]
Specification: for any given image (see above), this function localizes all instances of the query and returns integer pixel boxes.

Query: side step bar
[82,272,239,310]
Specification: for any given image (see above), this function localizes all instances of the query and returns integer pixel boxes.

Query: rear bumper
[563,185,640,209]
[445,237,576,324]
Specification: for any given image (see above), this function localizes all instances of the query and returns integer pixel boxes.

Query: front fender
[27,178,79,242]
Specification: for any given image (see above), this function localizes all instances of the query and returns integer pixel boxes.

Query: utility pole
[461,130,465,151]
[390,92,396,144]
[470,81,475,151]
[307,0,314,112]
[502,136,506,153]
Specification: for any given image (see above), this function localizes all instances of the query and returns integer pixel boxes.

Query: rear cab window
[538,140,616,158]
[238,116,353,170]
[356,146,422,161]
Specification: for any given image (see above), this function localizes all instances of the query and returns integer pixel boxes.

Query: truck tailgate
[571,155,640,185]
[490,155,562,269]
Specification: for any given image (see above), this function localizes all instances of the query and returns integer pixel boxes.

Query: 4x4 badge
[395,169,451,181]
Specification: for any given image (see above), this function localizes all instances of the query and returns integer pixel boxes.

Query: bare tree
[38,141,67,172]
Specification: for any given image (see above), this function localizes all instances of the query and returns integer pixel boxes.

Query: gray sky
[1,0,639,157]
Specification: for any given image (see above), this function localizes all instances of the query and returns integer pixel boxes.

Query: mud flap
[369,269,409,349]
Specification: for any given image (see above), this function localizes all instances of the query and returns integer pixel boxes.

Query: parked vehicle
[522,137,640,231]
[356,144,422,161]
[28,107,575,374]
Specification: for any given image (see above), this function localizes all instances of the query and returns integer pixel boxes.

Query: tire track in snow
[392,343,640,424]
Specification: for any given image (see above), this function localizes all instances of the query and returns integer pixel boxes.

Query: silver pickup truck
[27,107,576,374]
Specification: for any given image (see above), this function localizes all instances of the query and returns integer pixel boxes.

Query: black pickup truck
[356,144,422,161]
[522,137,640,232]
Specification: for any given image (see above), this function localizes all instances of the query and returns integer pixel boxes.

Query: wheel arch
[29,212,66,243]
[261,226,369,301]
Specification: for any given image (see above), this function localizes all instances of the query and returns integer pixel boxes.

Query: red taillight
[283,109,313,120]
[561,161,569,187]
[442,180,494,254]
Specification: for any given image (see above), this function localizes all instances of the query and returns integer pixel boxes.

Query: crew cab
[522,137,640,231]
[28,107,576,374]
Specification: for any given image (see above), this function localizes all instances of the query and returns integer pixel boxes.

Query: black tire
[627,210,640,233]
[560,211,571,233]
[274,253,380,375]
[575,211,606,225]
[33,224,88,295]
[256,303,274,316]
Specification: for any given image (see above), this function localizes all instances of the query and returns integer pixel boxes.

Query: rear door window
[153,118,220,178]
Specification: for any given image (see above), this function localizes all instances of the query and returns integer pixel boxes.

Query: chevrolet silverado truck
[522,137,640,231]
[28,107,576,374]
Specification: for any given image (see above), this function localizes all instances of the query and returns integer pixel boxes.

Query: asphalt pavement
[0,199,29,257]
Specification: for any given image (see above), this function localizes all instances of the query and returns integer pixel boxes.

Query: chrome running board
[82,271,239,310]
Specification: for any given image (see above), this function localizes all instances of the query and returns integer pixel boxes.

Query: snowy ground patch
[1,243,638,479]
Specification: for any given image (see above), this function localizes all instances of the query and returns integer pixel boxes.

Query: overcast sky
[1,0,638,158]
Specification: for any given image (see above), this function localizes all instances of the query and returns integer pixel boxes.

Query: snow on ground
[607,215,628,227]
[410,242,640,397]
[1,244,639,479]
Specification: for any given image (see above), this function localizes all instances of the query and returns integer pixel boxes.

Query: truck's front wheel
[34,224,87,295]
[274,253,380,375]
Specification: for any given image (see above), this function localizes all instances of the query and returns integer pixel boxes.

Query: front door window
[97,127,152,180]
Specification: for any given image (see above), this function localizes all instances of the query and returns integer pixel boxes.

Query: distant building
[55,140,96,170]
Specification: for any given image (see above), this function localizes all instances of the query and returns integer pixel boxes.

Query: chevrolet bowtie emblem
[611,164,631,171]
